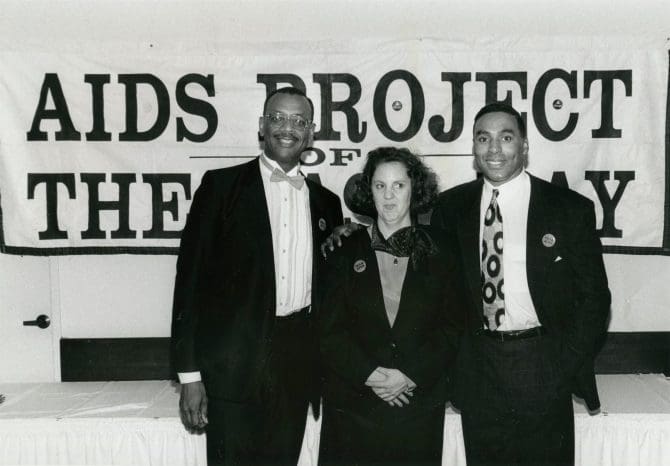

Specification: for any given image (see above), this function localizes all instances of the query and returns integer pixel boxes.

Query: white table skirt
[0,375,668,466]
[0,418,205,466]
[0,381,206,466]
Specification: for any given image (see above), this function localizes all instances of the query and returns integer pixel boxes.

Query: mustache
[273,131,299,140]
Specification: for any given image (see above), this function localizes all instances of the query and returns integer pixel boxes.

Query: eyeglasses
[264,112,313,130]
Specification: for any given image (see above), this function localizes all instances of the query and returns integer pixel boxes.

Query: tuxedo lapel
[525,175,553,310]
[238,158,276,289]
[306,180,333,303]
[306,179,332,249]
[458,180,485,316]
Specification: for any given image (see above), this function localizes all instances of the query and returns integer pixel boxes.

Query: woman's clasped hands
[365,367,416,407]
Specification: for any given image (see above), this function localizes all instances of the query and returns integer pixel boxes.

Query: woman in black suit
[318,147,464,466]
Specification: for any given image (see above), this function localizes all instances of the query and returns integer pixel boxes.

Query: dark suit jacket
[319,226,465,419]
[431,173,610,410]
[171,158,343,403]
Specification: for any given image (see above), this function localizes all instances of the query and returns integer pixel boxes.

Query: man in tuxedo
[171,87,343,466]
[431,102,611,466]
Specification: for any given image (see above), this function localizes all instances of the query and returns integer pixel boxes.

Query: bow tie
[270,168,305,189]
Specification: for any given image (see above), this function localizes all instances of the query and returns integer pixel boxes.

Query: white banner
[0,38,667,255]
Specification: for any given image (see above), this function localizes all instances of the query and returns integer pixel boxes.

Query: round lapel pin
[353,259,367,273]
[318,218,327,231]
[542,233,556,247]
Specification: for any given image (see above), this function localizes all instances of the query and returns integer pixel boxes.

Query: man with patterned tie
[171,87,343,466]
[431,102,611,466]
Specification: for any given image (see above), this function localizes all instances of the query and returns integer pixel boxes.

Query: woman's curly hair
[350,147,438,218]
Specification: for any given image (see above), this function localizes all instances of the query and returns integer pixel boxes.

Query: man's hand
[320,223,361,258]
[179,381,208,432]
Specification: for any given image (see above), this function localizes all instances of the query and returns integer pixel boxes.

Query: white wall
[57,255,175,338]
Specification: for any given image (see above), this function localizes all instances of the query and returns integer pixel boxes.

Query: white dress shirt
[479,170,541,331]
[178,154,313,384]
[258,153,313,316]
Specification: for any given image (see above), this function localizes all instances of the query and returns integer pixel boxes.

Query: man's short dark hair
[263,87,315,120]
[473,102,526,138]
[351,146,438,218]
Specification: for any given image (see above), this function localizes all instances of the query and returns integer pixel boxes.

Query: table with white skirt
[0,374,668,466]
[0,381,204,466]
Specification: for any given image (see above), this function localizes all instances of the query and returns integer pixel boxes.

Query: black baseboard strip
[60,332,670,381]
[60,337,173,382]
[594,332,670,375]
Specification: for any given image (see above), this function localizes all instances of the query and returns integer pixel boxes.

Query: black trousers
[206,312,312,466]
[319,404,445,466]
[456,332,574,466]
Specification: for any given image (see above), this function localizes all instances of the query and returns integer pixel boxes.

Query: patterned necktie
[482,189,505,330]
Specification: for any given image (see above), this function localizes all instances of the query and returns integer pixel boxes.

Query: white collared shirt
[258,153,313,316]
[178,154,313,384]
[479,171,541,331]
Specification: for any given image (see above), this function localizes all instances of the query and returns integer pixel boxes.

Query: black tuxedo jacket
[319,226,465,418]
[171,158,343,402]
[431,174,610,410]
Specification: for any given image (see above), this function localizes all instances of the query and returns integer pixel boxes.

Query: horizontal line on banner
[0,245,180,256]
[189,155,256,159]
[187,154,472,159]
